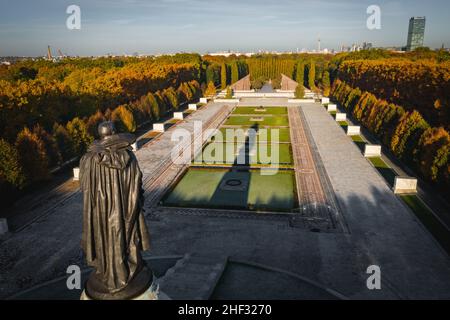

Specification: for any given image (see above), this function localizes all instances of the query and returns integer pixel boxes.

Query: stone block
[347,126,360,136]
[335,113,346,121]
[394,177,417,194]
[153,123,165,132]
[364,145,382,157]
[327,104,337,112]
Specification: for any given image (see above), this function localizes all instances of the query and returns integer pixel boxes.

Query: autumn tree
[322,70,331,97]
[53,123,75,161]
[221,63,227,89]
[15,127,50,184]
[205,81,216,97]
[295,62,305,86]
[295,84,305,99]
[0,139,26,189]
[66,117,93,154]
[112,105,136,133]
[231,62,239,84]
[308,60,316,90]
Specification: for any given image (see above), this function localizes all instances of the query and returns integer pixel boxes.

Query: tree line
[331,79,449,192]
[0,55,204,205]
[335,59,450,128]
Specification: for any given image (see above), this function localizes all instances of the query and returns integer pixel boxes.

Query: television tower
[318,38,321,52]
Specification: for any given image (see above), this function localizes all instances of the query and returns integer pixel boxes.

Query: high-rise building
[406,17,426,51]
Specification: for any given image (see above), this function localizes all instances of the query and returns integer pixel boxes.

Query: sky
[0,0,449,56]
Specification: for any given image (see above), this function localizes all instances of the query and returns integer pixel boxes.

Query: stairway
[155,254,228,300]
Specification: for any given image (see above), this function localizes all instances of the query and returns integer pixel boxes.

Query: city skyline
[0,0,450,56]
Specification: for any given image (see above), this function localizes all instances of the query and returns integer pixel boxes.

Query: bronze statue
[79,121,153,300]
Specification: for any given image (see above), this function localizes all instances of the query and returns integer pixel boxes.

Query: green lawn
[163,168,296,211]
[212,128,291,143]
[232,107,287,115]
[368,157,397,187]
[338,121,348,129]
[194,142,293,165]
[401,195,450,255]
[224,115,289,127]
[351,135,367,152]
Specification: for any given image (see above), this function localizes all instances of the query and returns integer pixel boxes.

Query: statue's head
[98,121,116,139]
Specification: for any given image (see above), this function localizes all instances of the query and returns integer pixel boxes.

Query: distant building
[406,17,426,51]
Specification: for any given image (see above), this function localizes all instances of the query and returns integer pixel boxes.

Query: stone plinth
[347,126,360,136]
[321,97,330,104]
[173,112,184,120]
[394,177,418,194]
[327,104,337,112]
[199,98,208,104]
[364,145,382,157]
[335,113,346,121]
[188,104,197,110]
[153,123,165,132]
[73,167,80,181]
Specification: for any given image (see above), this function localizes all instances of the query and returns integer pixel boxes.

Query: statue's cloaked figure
[80,121,152,300]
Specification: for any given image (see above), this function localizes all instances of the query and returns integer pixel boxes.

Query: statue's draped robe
[80,134,150,294]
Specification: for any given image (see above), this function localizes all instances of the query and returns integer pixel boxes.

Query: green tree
[225,86,233,99]
[112,105,136,133]
[66,117,93,154]
[295,85,305,99]
[53,123,75,161]
[0,139,26,189]
[308,60,316,90]
[205,81,216,97]
[295,62,304,86]
[15,127,50,184]
[322,70,331,97]
[221,63,227,89]
[231,62,239,84]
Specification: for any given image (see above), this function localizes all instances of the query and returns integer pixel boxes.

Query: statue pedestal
[81,280,169,300]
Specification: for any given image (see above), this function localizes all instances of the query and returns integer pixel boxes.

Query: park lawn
[163,168,296,211]
[224,115,289,127]
[368,157,397,187]
[338,121,348,129]
[401,195,450,255]
[232,107,287,115]
[212,128,291,143]
[351,135,366,152]
[194,142,293,165]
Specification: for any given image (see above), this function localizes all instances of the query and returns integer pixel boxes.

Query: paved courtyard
[1,98,449,299]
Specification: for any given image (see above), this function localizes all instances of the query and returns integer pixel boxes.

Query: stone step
[156,254,228,300]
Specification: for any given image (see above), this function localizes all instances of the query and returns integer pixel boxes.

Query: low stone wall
[214,98,240,103]
[288,99,315,104]
[394,177,418,194]
[321,97,330,104]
